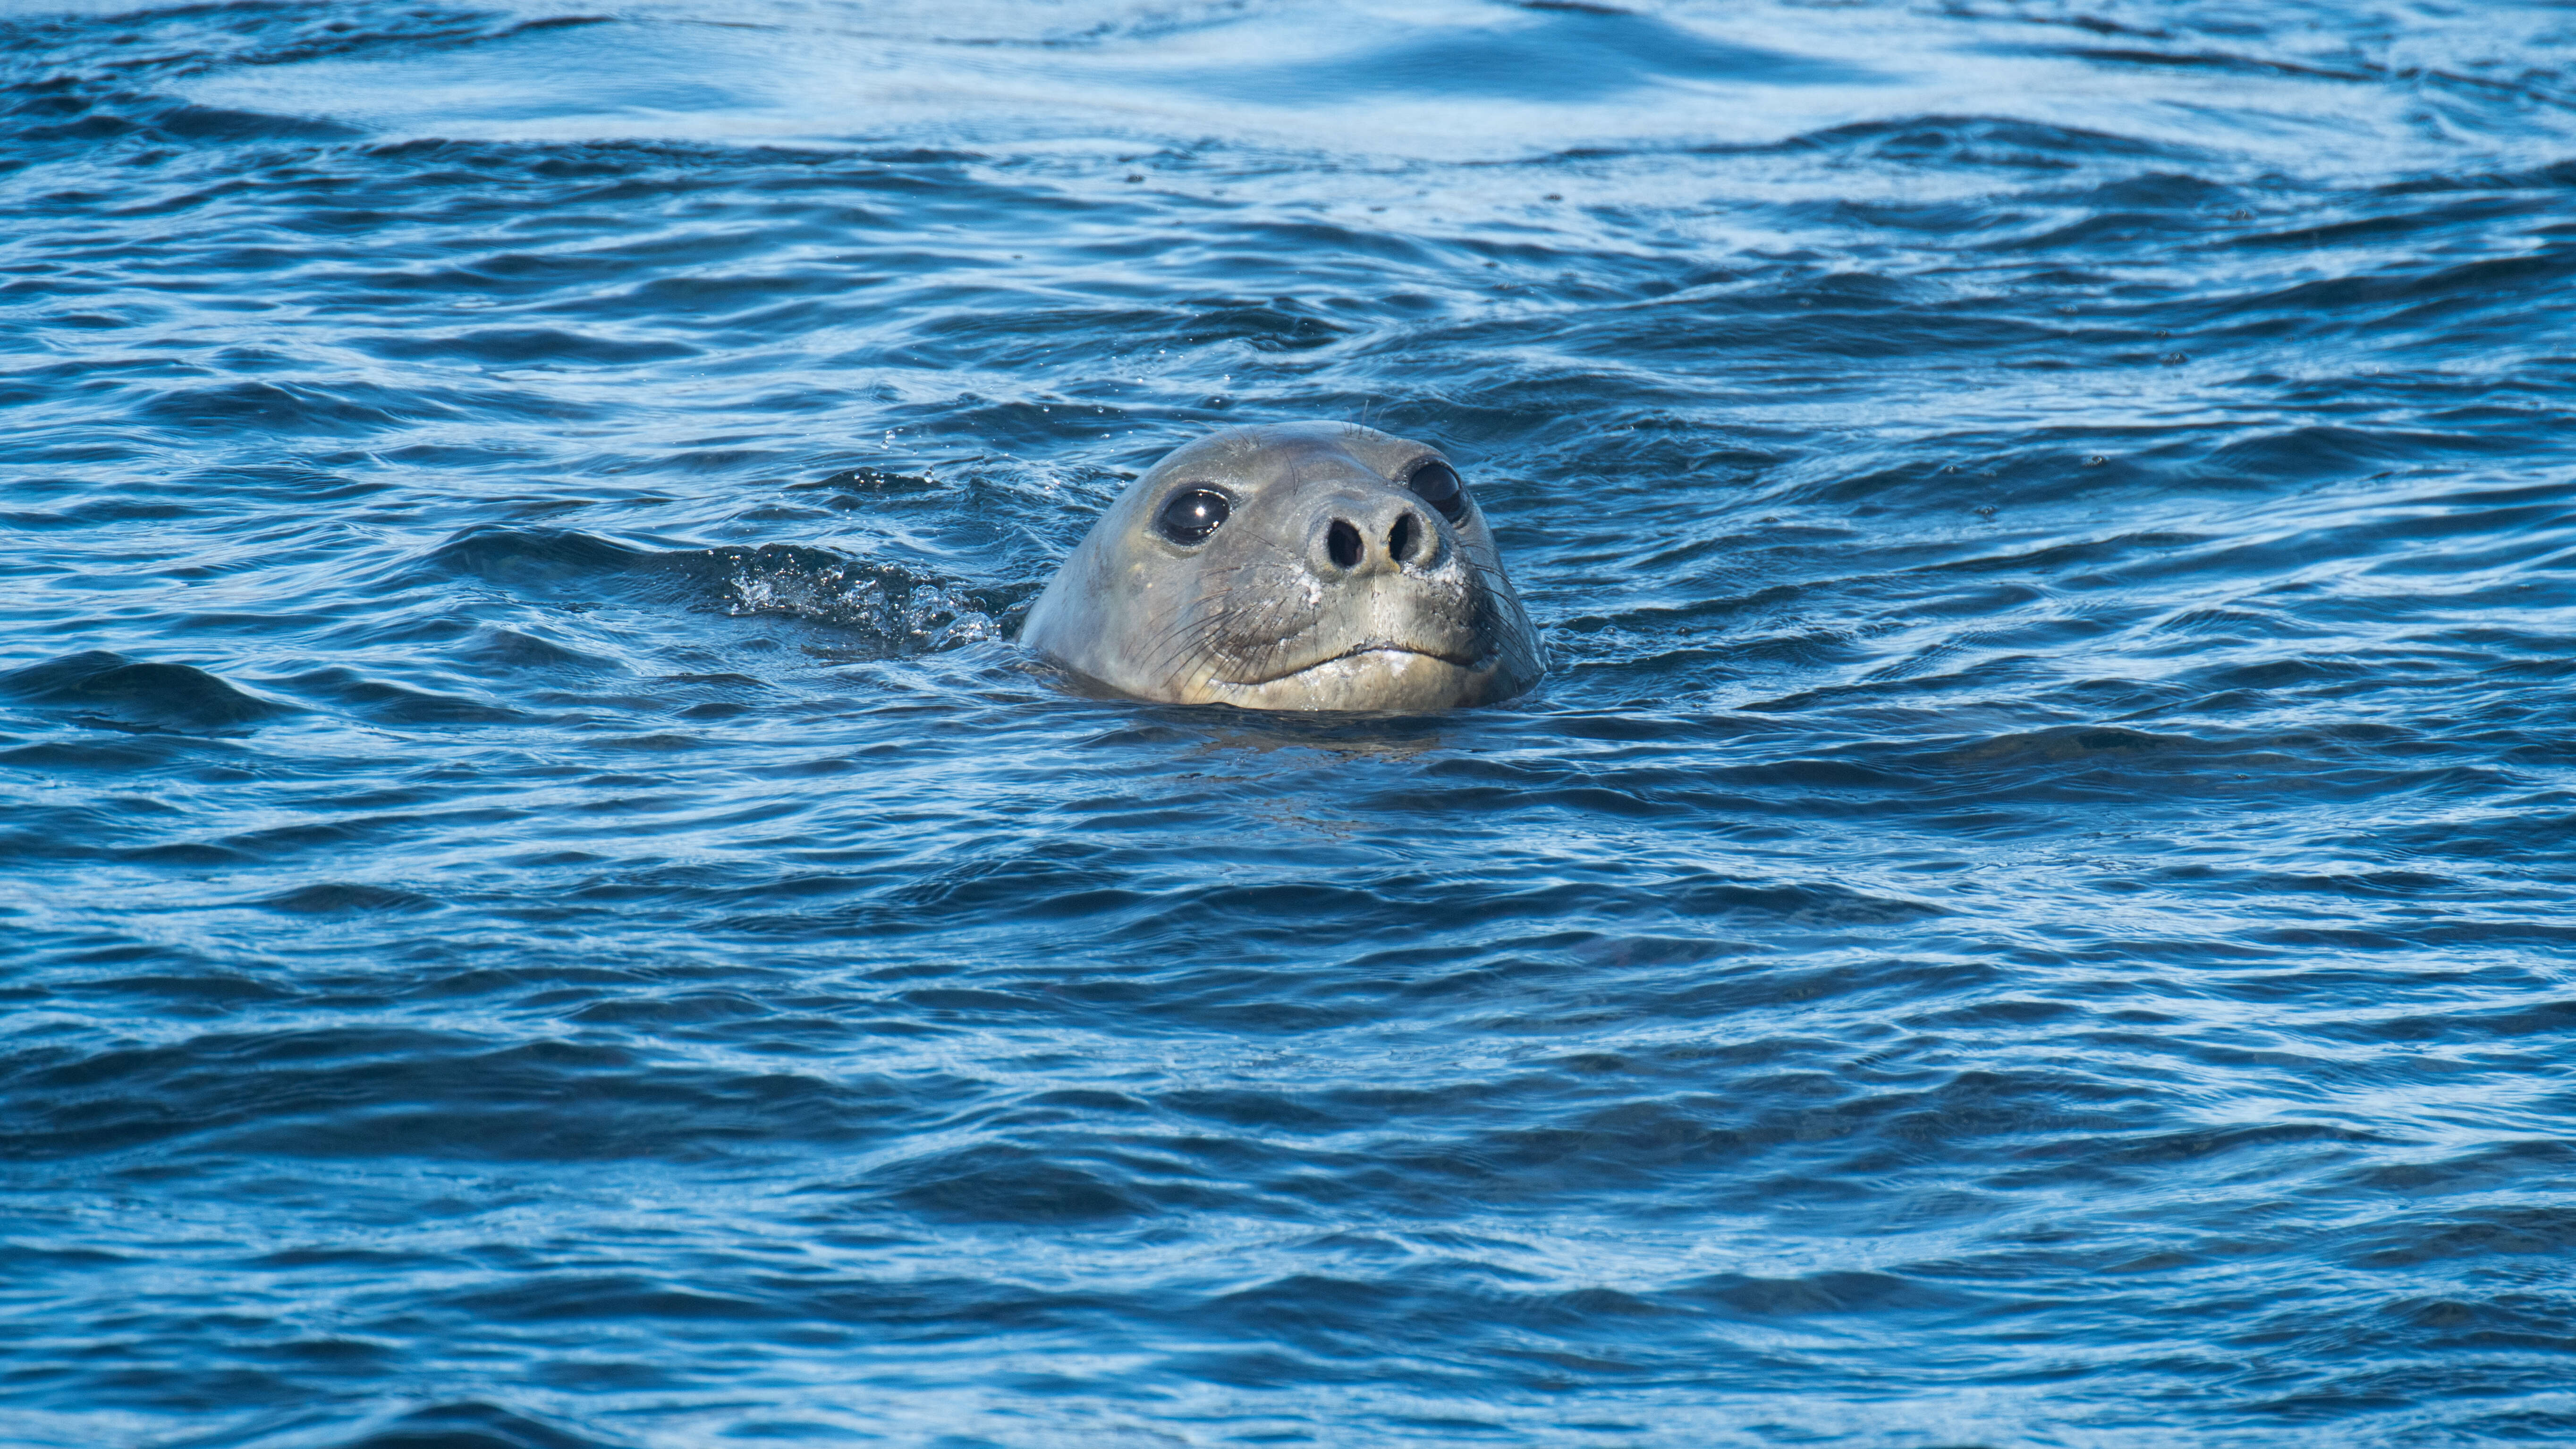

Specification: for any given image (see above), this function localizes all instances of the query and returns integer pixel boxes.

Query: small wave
[422,526,649,585]
[134,380,425,437]
[1204,5,1883,108]
[278,666,535,726]
[336,1401,614,1449]
[351,326,699,367]
[459,627,622,675]
[1,651,294,731]
[877,1142,1159,1222]
[1679,1269,1969,1319]
[256,882,437,914]
[1767,114,2198,169]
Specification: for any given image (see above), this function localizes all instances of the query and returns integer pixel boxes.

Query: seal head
[1021,422,1542,711]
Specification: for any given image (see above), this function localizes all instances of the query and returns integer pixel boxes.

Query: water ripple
[4,0,2573,1446]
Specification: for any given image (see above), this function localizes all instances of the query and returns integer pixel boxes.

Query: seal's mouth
[1231,643,1487,686]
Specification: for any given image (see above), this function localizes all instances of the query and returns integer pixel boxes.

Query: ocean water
[4,0,2575,1445]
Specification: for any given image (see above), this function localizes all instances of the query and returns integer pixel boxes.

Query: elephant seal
[1021,422,1542,711]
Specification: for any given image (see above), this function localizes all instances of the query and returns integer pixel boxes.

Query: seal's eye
[1155,487,1229,544]
[1405,459,1469,523]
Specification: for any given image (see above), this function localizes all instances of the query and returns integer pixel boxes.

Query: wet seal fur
[1022,422,1542,711]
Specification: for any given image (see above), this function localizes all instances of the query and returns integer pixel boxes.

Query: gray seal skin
[1020,421,1542,711]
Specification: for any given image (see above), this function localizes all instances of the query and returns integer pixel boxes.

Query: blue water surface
[4,1,2575,1445]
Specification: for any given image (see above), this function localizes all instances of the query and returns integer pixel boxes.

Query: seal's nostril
[1327,518,1363,570]
[1388,512,1418,564]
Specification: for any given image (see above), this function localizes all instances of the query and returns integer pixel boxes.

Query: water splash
[717,544,1000,653]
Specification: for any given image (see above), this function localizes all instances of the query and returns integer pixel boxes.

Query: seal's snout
[1312,491,1443,580]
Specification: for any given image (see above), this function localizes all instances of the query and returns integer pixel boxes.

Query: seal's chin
[1203,644,1502,712]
